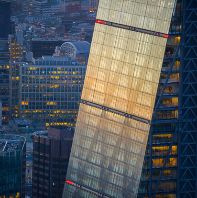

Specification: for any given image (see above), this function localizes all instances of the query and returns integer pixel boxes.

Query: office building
[20,41,89,127]
[31,39,65,58]
[178,0,197,197]
[25,141,33,198]
[9,36,23,118]
[22,0,34,16]
[0,134,26,198]
[23,0,64,16]
[47,0,64,4]
[63,0,176,197]
[9,62,21,119]
[32,127,74,198]
[19,57,85,127]
[0,40,10,124]
[0,1,12,124]
[65,0,81,14]
[138,0,181,197]
[9,36,24,119]
[0,101,2,127]
[0,1,11,38]
[9,37,23,62]
[89,0,98,12]
[137,1,197,198]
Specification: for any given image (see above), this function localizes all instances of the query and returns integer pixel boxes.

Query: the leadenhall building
[62,0,197,197]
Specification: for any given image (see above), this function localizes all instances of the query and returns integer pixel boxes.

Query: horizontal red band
[163,34,169,38]
[65,180,74,185]
[65,179,111,197]
[96,19,107,25]
[95,19,169,39]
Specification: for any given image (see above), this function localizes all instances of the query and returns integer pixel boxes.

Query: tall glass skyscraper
[0,1,11,124]
[137,1,197,197]
[138,0,182,197]
[63,0,176,197]
[0,1,11,38]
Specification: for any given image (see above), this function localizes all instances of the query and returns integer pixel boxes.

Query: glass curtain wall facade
[0,1,11,123]
[138,0,182,197]
[0,1,11,38]
[32,128,74,198]
[19,57,86,128]
[0,135,26,198]
[178,0,197,197]
[63,0,176,197]
[0,40,10,124]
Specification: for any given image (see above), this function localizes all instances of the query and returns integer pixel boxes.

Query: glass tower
[63,0,176,197]
[0,135,26,198]
[0,1,11,124]
[0,40,10,124]
[0,1,11,38]
[138,0,182,197]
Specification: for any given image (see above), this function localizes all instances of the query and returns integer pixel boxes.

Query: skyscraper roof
[0,135,26,153]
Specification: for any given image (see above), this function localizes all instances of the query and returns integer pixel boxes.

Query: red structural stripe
[65,179,111,198]
[95,19,169,39]
[96,19,107,25]
[163,34,169,38]
[65,180,74,185]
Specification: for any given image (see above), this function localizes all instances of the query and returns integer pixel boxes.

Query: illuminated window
[29,67,37,70]
[152,158,164,167]
[170,73,179,81]
[154,134,173,139]
[12,76,20,81]
[175,36,181,44]
[21,101,29,106]
[46,102,57,106]
[168,158,177,167]
[161,97,178,106]
[174,60,180,69]
[172,145,177,155]
[51,76,60,79]
[50,84,60,88]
